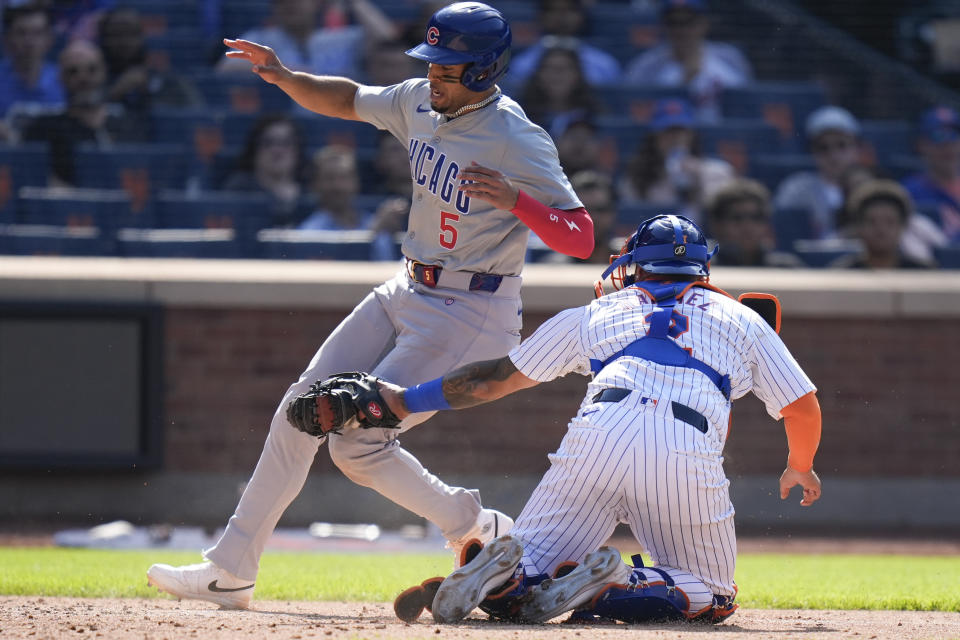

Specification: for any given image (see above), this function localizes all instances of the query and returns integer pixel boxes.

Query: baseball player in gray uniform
[147,2,594,609]
[377,214,823,624]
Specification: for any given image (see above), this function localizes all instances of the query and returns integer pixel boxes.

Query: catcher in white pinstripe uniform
[383,214,823,625]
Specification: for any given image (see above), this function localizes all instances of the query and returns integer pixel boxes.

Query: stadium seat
[594,87,690,124]
[793,239,862,267]
[16,187,150,233]
[154,190,274,251]
[750,153,816,192]
[220,0,272,39]
[144,28,207,71]
[118,228,242,258]
[73,144,190,212]
[586,3,660,53]
[191,71,292,114]
[934,246,960,269]
[771,206,816,252]
[257,229,377,260]
[698,120,783,174]
[858,120,916,167]
[0,143,50,222]
[0,223,114,257]
[719,82,826,146]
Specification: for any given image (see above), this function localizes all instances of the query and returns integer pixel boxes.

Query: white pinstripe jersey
[354,79,581,276]
[507,281,815,597]
[510,283,816,438]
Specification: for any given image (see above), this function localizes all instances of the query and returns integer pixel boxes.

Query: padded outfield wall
[0,258,957,535]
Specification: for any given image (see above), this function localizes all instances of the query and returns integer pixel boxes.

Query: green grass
[0,548,957,611]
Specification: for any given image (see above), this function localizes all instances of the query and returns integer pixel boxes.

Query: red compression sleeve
[781,392,822,472]
[510,189,594,259]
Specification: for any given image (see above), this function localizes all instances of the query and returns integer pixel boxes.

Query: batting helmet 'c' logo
[674,245,687,256]
[426,26,440,45]
[367,401,383,419]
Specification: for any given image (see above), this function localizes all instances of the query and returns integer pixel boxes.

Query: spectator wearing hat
[831,179,934,269]
[774,105,863,240]
[623,0,752,123]
[618,97,734,226]
[902,106,960,243]
[708,178,804,268]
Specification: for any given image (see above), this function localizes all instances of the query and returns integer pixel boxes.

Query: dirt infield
[3,597,958,640]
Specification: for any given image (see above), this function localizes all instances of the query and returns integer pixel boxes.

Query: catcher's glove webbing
[286,372,401,438]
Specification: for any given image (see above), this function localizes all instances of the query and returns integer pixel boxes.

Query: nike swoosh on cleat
[208,580,254,593]
[416,104,431,113]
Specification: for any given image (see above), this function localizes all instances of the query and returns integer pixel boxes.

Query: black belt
[592,388,709,434]
[406,260,503,292]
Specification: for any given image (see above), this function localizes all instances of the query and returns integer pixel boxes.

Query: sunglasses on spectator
[812,139,854,154]
[63,64,102,76]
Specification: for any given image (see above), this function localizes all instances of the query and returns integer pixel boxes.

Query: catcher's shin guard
[581,555,735,624]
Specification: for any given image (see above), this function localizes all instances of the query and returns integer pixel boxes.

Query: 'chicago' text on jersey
[409,138,471,214]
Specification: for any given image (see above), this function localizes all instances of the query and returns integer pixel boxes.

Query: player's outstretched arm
[377,356,539,419]
[223,39,362,121]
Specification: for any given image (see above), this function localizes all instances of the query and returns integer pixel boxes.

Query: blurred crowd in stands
[1,0,959,268]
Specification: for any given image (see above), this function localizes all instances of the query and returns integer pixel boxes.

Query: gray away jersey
[354,79,581,275]
[509,285,816,441]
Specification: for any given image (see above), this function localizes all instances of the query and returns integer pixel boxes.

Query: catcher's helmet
[596,215,718,294]
[406,2,511,92]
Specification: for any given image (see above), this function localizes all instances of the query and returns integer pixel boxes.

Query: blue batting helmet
[597,215,718,294]
[405,2,511,92]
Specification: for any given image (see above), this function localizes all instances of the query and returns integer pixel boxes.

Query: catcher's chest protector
[588,282,731,399]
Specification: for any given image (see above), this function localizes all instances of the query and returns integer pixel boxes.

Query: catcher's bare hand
[779,467,822,506]
[458,162,519,211]
[223,38,290,84]
[286,372,401,439]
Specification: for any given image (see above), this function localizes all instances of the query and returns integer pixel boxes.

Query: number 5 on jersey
[439,211,459,249]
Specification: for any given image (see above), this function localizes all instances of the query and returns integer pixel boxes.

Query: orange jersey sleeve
[780,392,822,472]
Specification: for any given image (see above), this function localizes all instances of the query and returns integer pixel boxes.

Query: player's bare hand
[779,467,822,506]
[378,380,410,420]
[458,162,519,211]
[223,38,290,85]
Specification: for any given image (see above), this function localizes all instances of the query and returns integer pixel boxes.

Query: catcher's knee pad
[577,555,719,624]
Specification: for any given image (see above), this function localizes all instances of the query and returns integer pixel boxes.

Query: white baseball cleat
[431,534,524,624]
[147,560,255,610]
[447,508,514,567]
[517,546,631,623]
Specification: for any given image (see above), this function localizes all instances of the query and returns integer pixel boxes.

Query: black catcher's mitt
[286,372,401,438]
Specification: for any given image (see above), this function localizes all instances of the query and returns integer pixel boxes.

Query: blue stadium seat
[16,187,151,232]
[698,120,783,175]
[750,153,816,192]
[257,229,376,260]
[886,153,924,180]
[73,144,189,214]
[859,120,916,166]
[594,87,690,124]
[118,228,242,258]
[0,144,50,222]
[154,190,274,250]
[220,0,272,39]
[793,239,862,267]
[0,224,114,256]
[191,71,292,114]
[771,206,816,252]
[144,28,207,71]
[719,82,826,147]
[584,4,660,64]
[934,246,960,268]
[125,0,199,31]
